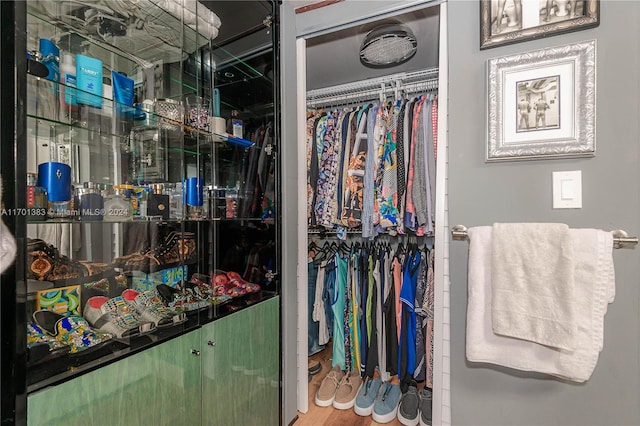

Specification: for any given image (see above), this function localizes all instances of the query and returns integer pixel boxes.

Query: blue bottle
[38,39,59,82]
[112,71,134,117]
[37,39,60,120]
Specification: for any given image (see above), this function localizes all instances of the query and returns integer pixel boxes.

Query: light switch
[553,170,582,209]
[560,179,574,199]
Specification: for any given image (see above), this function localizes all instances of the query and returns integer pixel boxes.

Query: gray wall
[448,1,640,425]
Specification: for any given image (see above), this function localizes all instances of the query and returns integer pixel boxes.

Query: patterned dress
[378,100,403,233]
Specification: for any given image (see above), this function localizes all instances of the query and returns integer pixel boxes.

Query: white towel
[466,226,615,382]
[491,222,576,351]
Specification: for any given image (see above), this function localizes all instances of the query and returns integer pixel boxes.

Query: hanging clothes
[422,95,436,236]
[371,104,388,234]
[328,255,346,369]
[327,109,348,228]
[412,96,429,236]
[364,251,379,378]
[395,101,409,234]
[315,111,339,228]
[308,259,324,355]
[384,252,400,377]
[307,111,323,226]
[306,77,439,401]
[362,103,380,239]
[341,252,353,372]
[349,250,361,371]
[333,108,356,230]
[404,97,423,232]
[377,247,390,382]
[359,246,369,375]
[378,100,402,234]
[393,251,404,344]
[239,126,265,218]
[432,96,438,162]
[307,89,437,238]
[340,104,371,228]
[399,248,420,391]
[413,249,429,381]
[314,259,330,346]
[309,237,434,388]
[424,248,435,388]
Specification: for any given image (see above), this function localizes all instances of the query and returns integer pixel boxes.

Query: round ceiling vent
[359,24,417,68]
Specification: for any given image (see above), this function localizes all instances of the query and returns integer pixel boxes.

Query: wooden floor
[294,344,403,426]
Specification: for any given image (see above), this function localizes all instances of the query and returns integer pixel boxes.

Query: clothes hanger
[308,240,320,252]
[338,241,350,257]
[313,240,330,261]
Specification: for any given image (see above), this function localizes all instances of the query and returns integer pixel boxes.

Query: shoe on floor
[354,376,382,416]
[333,370,362,410]
[308,358,322,376]
[372,382,402,424]
[314,365,344,407]
[419,387,433,426]
[397,380,420,426]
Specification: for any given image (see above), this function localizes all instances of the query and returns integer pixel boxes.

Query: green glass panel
[27,329,202,426]
[202,297,279,425]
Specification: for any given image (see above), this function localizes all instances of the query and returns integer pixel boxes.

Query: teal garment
[331,255,348,370]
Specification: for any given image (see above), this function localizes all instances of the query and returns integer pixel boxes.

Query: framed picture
[480,0,600,50]
[486,40,595,162]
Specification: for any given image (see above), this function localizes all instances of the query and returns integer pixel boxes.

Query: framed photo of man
[480,0,600,50]
[486,40,595,162]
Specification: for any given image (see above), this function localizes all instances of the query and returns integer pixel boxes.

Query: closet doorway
[294,2,450,424]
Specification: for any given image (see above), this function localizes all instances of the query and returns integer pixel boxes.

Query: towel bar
[451,225,638,249]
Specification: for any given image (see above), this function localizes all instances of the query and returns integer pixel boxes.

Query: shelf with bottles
[24,150,272,225]
[27,77,256,152]
[27,74,222,142]
[26,0,219,67]
[24,173,274,224]
[25,216,279,226]
[27,114,129,149]
[24,177,204,223]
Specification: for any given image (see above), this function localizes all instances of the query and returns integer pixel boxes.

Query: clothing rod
[306,80,438,108]
[308,229,433,236]
[308,229,363,235]
[306,68,439,106]
[450,225,638,249]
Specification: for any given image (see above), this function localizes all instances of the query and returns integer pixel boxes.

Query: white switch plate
[553,170,582,209]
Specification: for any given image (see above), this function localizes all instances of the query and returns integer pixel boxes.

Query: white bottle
[59,52,77,120]
[102,76,113,117]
